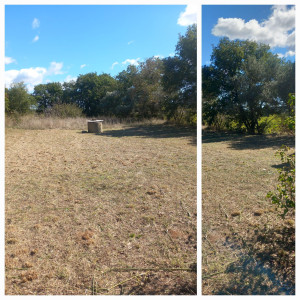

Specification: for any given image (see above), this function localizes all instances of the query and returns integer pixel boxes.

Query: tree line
[202,38,295,134]
[5,25,196,125]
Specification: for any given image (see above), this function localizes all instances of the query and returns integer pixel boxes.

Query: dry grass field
[5,123,196,295]
[202,130,295,295]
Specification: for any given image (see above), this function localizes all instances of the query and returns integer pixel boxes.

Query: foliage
[277,62,295,110]
[44,103,83,118]
[162,24,197,123]
[75,72,118,116]
[132,57,165,119]
[5,82,35,115]
[27,26,196,124]
[34,82,63,113]
[257,115,284,134]
[202,38,295,134]
[266,146,295,217]
[282,93,295,134]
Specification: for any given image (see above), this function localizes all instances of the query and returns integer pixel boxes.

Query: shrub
[281,93,295,135]
[257,115,284,134]
[44,103,84,118]
[266,146,295,217]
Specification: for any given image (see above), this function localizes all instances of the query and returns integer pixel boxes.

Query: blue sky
[202,5,295,66]
[5,4,197,92]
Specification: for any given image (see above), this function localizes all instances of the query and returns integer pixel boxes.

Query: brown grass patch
[20,271,38,283]
[202,130,295,295]
[5,123,196,295]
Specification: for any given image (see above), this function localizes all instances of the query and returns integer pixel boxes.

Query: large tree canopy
[162,24,197,121]
[202,38,295,133]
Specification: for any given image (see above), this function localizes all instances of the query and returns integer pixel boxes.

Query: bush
[165,107,196,126]
[281,93,295,135]
[44,103,84,118]
[266,146,295,217]
[257,115,284,134]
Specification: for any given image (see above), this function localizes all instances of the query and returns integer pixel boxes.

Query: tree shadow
[99,124,196,145]
[214,224,295,295]
[202,130,294,150]
[122,272,197,295]
[271,162,291,169]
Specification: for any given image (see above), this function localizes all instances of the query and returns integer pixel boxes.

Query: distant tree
[162,24,197,123]
[116,65,138,93]
[202,38,292,133]
[132,57,165,119]
[74,72,117,116]
[112,65,138,117]
[6,82,35,115]
[62,80,77,105]
[33,82,63,113]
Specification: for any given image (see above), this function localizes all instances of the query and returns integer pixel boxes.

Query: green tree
[62,80,77,105]
[6,82,35,115]
[33,82,63,113]
[277,61,295,113]
[162,24,197,123]
[113,60,166,119]
[202,38,294,134]
[132,57,165,119]
[74,72,117,116]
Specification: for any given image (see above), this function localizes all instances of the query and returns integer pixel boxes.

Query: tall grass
[5,114,165,130]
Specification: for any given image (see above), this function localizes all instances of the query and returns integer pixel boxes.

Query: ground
[5,124,196,295]
[202,130,295,295]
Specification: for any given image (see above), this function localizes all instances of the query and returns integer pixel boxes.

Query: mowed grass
[202,130,295,295]
[5,124,196,295]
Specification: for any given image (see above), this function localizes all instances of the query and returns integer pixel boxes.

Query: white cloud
[277,50,295,58]
[64,75,77,83]
[47,62,64,75]
[5,61,64,92]
[212,5,295,52]
[154,55,164,59]
[122,58,141,66]
[33,35,39,43]
[80,64,87,69]
[128,40,134,45]
[5,67,47,92]
[32,18,40,29]
[177,3,198,26]
[5,56,16,65]
[169,52,175,57]
[111,61,119,69]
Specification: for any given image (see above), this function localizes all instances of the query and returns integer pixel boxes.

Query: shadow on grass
[123,272,197,295]
[91,124,196,145]
[215,225,295,295]
[202,130,294,150]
